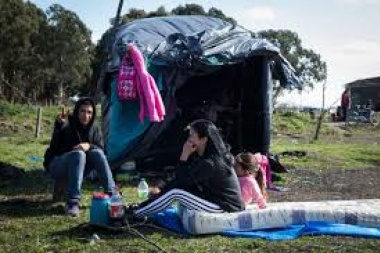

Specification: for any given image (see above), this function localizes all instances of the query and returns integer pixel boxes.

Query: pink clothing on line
[126,44,165,122]
[117,58,138,100]
[238,175,267,209]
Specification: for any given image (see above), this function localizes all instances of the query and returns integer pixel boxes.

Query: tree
[147,6,168,18]
[120,8,147,24]
[118,4,235,26]
[22,2,52,102]
[171,4,206,16]
[254,30,327,102]
[207,7,236,25]
[0,1,95,104]
[0,0,42,102]
[45,4,93,104]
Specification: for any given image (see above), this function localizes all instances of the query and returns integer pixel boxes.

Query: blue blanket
[153,208,380,240]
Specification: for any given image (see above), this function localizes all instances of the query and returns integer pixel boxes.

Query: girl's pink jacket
[254,153,272,187]
[128,44,165,122]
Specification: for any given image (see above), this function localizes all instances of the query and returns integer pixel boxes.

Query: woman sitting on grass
[130,119,244,219]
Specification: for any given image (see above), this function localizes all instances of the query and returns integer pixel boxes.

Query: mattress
[179,199,380,235]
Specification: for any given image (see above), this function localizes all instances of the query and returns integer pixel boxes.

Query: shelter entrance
[130,57,272,172]
[176,64,243,153]
[174,57,269,155]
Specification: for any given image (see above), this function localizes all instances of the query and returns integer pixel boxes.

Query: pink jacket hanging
[124,44,165,122]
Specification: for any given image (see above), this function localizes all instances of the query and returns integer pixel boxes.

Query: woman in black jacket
[134,119,244,218]
[44,98,115,217]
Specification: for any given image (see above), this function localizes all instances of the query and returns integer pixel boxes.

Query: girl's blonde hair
[235,152,267,199]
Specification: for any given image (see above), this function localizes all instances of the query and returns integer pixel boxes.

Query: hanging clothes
[119,44,165,122]
[117,55,138,100]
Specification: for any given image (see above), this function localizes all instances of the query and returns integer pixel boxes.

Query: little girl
[253,152,276,190]
[235,152,267,209]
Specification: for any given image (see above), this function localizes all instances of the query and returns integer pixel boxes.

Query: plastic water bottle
[137,178,149,201]
[109,190,124,222]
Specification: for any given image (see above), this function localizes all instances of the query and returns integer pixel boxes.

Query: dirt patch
[269,168,380,202]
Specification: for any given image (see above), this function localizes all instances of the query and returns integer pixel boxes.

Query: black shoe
[272,173,283,182]
[124,204,148,224]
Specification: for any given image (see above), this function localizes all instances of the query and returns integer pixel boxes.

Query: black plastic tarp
[100,15,302,169]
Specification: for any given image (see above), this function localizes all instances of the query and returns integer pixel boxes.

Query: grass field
[1,102,380,252]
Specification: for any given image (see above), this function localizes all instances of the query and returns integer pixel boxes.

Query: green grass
[1,102,380,252]
[272,140,380,170]
[272,111,346,141]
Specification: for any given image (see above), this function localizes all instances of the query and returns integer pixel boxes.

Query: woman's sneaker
[66,199,80,217]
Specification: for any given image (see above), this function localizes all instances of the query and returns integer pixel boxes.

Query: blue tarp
[153,208,380,240]
[107,79,151,162]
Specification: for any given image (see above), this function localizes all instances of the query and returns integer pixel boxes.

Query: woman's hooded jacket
[43,97,103,171]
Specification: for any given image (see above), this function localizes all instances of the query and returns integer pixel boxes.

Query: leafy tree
[207,7,236,25]
[22,2,52,102]
[118,4,235,25]
[171,4,206,16]
[147,6,168,18]
[120,8,147,24]
[254,29,327,102]
[45,4,93,104]
[0,1,93,104]
[0,0,41,102]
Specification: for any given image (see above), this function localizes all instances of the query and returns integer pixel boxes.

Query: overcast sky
[28,0,380,108]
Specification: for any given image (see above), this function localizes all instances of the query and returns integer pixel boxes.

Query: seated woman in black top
[134,119,244,218]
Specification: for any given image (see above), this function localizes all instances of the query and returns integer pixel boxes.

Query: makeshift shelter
[97,15,302,170]
[345,76,380,110]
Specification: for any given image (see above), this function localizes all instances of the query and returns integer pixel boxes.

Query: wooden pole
[313,80,327,141]
[35,107,42,138]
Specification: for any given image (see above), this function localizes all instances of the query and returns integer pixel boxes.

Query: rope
[87,221,171,253]
[131,223,181,237]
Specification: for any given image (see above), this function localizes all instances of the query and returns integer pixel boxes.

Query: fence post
[35,107,42,138]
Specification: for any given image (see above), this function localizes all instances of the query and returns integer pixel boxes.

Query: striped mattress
[179,199,380,235]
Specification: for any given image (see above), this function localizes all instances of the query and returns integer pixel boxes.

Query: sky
[28,0,380,108]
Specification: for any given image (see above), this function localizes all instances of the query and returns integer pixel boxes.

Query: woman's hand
[74,142,90,152]
[149,187,161,199]
[180,141,197,161]
[57,107,70,124]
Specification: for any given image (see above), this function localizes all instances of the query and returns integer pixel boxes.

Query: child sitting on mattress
[235,152,267,209]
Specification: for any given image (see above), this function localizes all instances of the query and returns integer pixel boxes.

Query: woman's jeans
[49,149,115,200]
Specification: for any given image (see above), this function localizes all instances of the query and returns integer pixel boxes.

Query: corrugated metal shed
[345,76,380,109]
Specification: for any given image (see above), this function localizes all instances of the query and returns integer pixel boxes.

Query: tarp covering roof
[108,15,302,89]
[346,76,380,89]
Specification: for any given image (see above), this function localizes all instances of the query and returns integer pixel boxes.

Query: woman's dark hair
[188,119,234,167]
[235,152,267,198]
[71,97,96,129]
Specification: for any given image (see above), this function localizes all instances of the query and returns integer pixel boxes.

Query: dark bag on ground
[267,153,288,173]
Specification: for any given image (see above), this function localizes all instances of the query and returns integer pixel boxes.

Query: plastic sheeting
[108,15,301,89]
